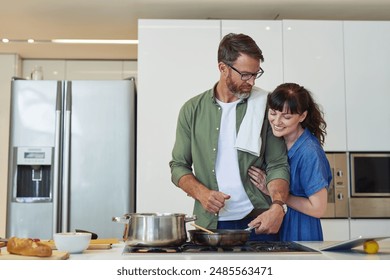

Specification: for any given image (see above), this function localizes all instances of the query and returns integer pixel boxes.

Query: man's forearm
[178,173,207,201]
[267,178,289,202]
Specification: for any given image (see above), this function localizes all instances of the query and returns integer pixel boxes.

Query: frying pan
[188,229,251,246]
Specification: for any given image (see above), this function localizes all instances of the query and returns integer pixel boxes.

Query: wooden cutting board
[0,242,6,248]
[90,238,119,244]
[40,238,118,250]
[0,250,69,260]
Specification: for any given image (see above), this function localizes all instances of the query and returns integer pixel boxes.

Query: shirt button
[213,148,216,152]
[212,169,215,173]
[216,127,219,130]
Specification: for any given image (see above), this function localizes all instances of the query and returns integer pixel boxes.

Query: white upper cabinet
[65,60,123,80]
[282,20,347,151]
[222,20,283,93]
[137,19,221,214]
[344,21,390,151]
[22,60,66,80]
[122,61,138,81]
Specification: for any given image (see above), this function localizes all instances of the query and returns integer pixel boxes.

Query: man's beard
[226,75,252,100]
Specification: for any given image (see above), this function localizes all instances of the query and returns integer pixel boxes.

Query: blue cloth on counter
[280,128,332,241]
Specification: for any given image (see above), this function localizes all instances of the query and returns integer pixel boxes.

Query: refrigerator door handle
[62,81,72,232]
[52,81,62,237]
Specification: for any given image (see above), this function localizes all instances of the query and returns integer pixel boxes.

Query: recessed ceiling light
[51,39,138,44]
[2,38,10,43]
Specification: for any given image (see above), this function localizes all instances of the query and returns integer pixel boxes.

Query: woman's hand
[248,166,269,196]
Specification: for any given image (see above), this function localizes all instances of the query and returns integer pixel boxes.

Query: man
[169,33,289,240]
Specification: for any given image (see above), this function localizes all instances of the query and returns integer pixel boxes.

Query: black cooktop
[122,241,320,254]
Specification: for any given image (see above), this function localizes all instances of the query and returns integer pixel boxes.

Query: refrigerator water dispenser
[13,147,53,202]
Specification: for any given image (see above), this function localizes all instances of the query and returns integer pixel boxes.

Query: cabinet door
[137,19,220,214]
[65,60,123,80]
[122,61,138,81]
[321,219,350,241]
[222,20,283,92]
[283,20,346,151]
[22,60,66,80]
[344,21,390,151]
[350,219,390,238]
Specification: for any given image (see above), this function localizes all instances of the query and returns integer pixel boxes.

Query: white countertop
[68,241,390,260]
[2,241,389,280]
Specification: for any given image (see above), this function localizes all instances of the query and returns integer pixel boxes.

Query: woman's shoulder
[295,134,327,164]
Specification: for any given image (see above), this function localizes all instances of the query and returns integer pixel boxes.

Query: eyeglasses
[226,64,264,81]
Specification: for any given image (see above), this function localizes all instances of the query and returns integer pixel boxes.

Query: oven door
[350,197,390,218]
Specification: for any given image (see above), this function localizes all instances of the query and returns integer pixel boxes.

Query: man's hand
[248,203,285,234]
[178,174,230,214]
[247,178,289,234]
[199,189,231,214]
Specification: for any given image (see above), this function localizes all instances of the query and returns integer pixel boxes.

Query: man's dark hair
[217,33,264,65]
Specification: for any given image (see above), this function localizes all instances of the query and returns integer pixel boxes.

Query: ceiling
[1,0,390,60]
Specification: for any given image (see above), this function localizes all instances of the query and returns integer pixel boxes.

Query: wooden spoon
[190,223,215,234]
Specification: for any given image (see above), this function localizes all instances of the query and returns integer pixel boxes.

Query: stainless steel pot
[112,213,196,246]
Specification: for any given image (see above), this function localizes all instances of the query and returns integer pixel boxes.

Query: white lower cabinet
[321,219,390,241]
[350,219,390,239]
[321,219,350,241]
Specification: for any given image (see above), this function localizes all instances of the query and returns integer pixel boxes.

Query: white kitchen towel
[234,86,269,156]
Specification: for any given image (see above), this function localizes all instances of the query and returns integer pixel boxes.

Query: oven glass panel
[353,155,390,195]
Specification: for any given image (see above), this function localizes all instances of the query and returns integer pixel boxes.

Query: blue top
[280,128,332,241]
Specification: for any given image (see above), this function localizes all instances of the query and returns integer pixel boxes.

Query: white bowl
[53,232,92,254]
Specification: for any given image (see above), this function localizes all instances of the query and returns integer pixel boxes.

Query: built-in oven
[349,153,390,218]
[323,153,349,218]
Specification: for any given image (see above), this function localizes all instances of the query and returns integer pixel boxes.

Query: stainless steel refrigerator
[6,78,136,240]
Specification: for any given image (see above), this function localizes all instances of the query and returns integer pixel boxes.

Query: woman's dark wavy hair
[267,83,327,146]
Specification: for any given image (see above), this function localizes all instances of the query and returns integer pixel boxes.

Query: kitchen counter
[2,241,389,279]
[67,241,390,260]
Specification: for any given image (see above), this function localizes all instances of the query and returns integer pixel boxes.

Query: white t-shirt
[215,99,253,221]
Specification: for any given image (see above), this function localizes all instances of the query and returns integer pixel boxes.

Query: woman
[248,82,332,241]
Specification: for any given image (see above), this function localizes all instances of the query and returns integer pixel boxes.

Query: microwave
[350,153,390,197]
[349,153,390,218]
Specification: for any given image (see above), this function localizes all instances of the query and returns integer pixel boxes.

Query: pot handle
[112,215,131,242]
[112,214,131,224]
[184,215,197,223]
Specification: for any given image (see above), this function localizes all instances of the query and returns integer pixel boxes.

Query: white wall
[0,54,22,237]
